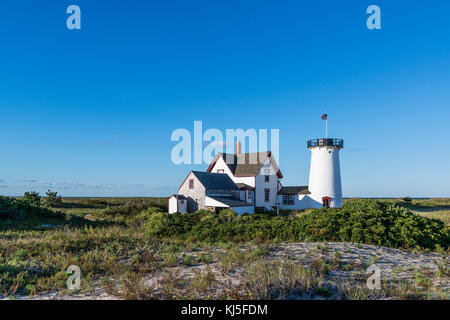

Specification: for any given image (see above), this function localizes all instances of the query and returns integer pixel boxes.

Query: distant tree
[23,191,41,207]
[402,197,413,204]
[44,189,62,207]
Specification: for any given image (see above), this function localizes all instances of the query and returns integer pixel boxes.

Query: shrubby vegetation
[0,196,449,298]
[146,199,449,250]
[0,196,93,230]
[402,196,413,204]
[43,190,62,207]
[296,200,449,250]
[101,198,166,218]
[0,196,60,221]
[23,191,41,207]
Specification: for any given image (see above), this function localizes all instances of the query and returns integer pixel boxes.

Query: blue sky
[1,0,449,197]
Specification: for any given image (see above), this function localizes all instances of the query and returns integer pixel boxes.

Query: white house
[206,145,283,211]
[168,138,344,214]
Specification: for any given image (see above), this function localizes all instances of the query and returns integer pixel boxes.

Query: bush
[0,196,94,230]
[402,197,413,204]
[23,191,41,207]
[125,207,164,226]
[292,200,449,249]
[0,196,18,219]
[80,199,109,207]
[145,200,450,251]
[43,190,62,207]
[103,199,166,217]
[0,196,65,223]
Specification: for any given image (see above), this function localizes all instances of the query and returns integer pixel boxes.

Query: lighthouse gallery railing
[307,138,344,148]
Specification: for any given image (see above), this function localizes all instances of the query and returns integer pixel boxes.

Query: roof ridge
[207,151,283,179]
[221,151,271,155]
[192,170,228,175]
[190,170,239,191]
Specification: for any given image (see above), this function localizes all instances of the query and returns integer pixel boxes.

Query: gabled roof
[206,151,283,178]
[278,186,310,195]
[206,196,254,207]
[235,183,255,190]
[191,171,239,191]
[169,194,186,200]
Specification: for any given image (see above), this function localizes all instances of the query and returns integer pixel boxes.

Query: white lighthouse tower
[307,138,344,208]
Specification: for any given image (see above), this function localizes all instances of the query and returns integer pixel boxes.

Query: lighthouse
[307,138,344,208]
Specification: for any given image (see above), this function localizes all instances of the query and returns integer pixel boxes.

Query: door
[322,197,331,208]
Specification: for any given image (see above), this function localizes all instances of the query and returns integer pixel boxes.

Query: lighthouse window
[264,169,270,182]
[264,188,270,202]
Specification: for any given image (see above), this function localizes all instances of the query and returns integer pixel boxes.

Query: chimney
[235,141,242,155]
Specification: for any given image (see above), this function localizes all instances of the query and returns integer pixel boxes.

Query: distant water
[343,197,431,200]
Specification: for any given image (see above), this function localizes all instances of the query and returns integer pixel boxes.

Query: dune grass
[0,196,448,299]
[345,198,450,226]
[411,209,450,226]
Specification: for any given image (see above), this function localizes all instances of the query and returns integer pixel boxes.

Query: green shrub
[0,196,18,219]
[197,252,213,264]
[0,196,93,230]
[293,200,449,249]
[81,199,109,207]
[103,199,167,217]
[182,254,197,266]
[1,196,62,221]
[125,206,163,226]
[23,191,41,207]
[145,200,449,251]
[147,212,172,237]
[402,197,413,204]
[43,190,62,207]
[163,252,178,267]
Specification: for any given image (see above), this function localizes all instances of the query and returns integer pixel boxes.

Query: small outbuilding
[168,194,187,214]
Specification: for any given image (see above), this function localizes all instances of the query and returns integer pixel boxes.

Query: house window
[264,169,270,183]
[217,169,224,173]
[189,179,194,189]
[289,195,295,205]
[282,195,295,205]
[264,188,270,202]
[180,200,184,204]
[248,191,252,200]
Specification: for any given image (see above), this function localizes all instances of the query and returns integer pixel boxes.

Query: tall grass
[1,196,449,299]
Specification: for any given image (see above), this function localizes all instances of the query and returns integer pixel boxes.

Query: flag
[321,113,327,120]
